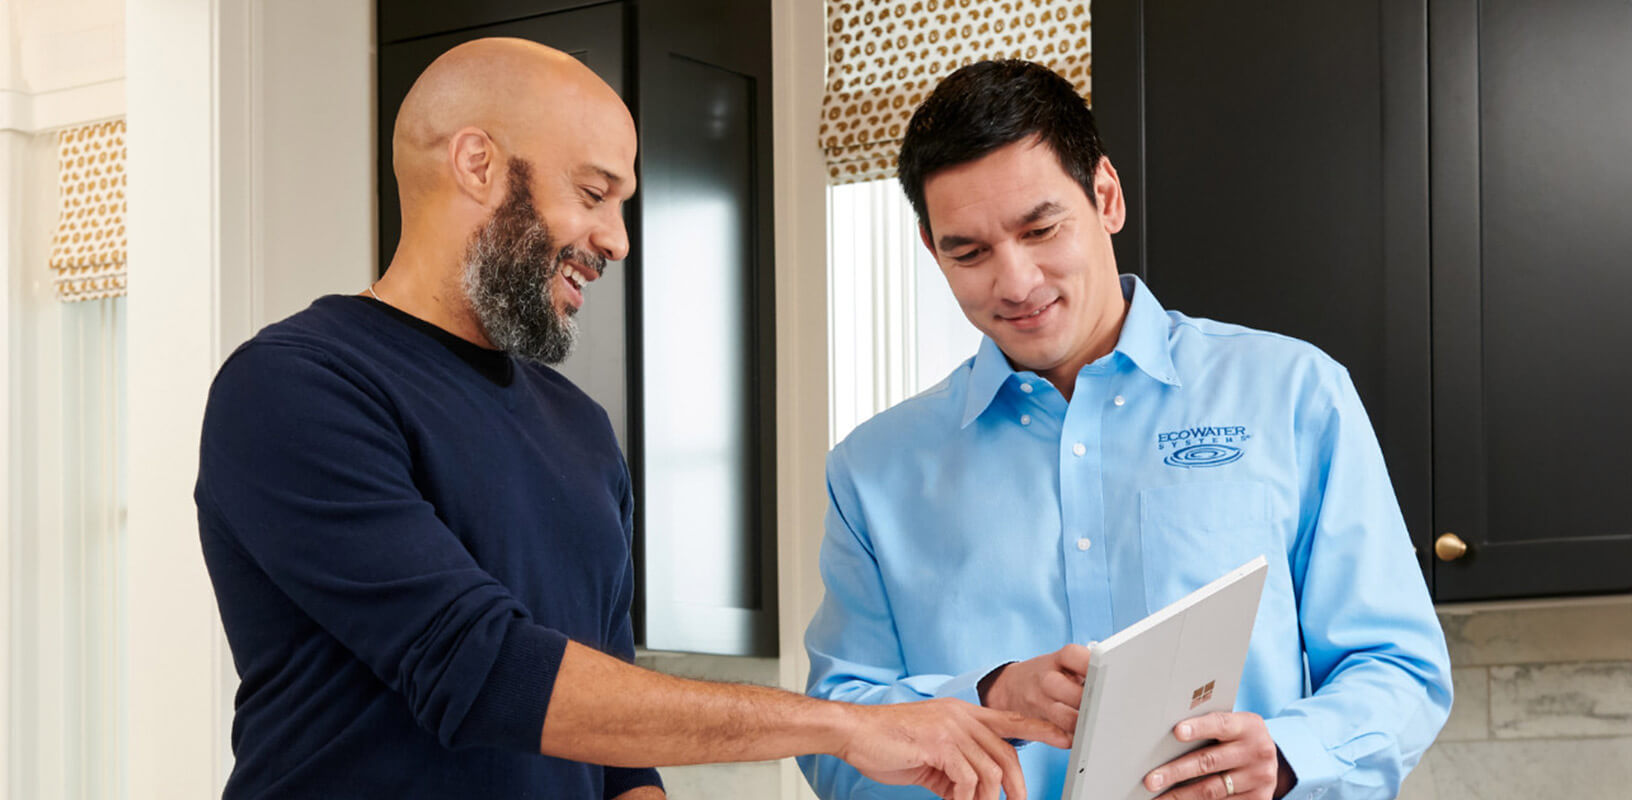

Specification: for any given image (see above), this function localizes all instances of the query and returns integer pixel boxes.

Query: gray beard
[460,158,602,366]
[461,217,577,365]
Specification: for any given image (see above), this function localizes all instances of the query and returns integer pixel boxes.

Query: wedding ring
[1222,773,1235,795]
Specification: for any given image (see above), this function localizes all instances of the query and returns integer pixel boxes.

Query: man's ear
[1094,157,1127,235]
[447,126,500,206]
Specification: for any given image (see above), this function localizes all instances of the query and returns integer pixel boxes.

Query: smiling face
[461,157,601,364]
[508,92,638,324]
[920,136,1129,393]
[460,74,638,364]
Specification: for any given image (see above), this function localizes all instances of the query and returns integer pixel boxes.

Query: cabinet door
[632,0,778,657]
[1429,0,1632,600]
[1094,1,1435,576]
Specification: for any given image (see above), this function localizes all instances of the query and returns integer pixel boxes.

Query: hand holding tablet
[1061,556,1270,800]
[1143,708,1289,799]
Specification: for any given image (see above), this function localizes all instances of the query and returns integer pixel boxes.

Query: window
[827,178,980,446]
[5,126,126,799]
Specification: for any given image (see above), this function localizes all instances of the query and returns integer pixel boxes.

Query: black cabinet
[1428,0,1632,600]
[376,0,777,654]
[1096,0,1632,601]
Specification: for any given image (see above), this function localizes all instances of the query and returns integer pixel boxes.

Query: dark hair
[897,59,1105,232]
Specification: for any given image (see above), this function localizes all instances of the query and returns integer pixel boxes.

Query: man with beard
[195,39,1061,800]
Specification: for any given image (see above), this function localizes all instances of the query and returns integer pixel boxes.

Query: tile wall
[1400,598,1632,800]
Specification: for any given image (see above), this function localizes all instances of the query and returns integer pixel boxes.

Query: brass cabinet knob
[1435,533,1470,562]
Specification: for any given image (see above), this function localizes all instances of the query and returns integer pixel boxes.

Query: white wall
[1,0,124,131]
[0,10,18,789]
[124,1,374,796]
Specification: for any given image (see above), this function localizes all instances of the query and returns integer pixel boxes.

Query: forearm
[541,640,856,767]
[610,788,665,800]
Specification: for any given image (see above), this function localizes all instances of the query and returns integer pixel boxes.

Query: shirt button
[1020,414,1032,426]
[1019,382,1034,394]
[1072,442,1086,457]
[1113,395,1126,406]
[1076,537,1092,551]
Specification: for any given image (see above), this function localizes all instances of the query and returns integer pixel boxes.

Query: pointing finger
[963,710,1028,800]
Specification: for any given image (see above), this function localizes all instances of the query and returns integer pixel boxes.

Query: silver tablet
[1061,555,1268,800]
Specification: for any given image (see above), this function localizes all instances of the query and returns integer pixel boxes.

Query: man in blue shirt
[801,60,1452,800]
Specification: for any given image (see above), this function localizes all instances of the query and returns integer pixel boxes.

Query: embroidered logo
[1156,425,1250,468]
[1190,680,1216,709]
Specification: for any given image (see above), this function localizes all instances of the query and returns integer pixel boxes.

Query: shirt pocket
[1138,480,1275,614]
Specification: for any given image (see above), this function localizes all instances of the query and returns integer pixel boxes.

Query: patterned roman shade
[49,120,128,302]
[822,0,1091,185]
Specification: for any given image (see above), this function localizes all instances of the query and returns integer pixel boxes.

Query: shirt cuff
[604,766,664,798]
[933,661,1013,705]
[456,622,570,752]
[1264,715,1344,800]
[936,661,1037,749]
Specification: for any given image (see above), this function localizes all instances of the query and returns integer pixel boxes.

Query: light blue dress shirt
[800,275,1452,800]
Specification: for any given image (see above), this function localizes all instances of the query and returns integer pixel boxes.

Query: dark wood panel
[1138,1,1386,417]
[377,0,618,45]
[1433,538,1632,599]
[632,0,778,656]
[1378,0,1434,577]
[1430,0,1632,600]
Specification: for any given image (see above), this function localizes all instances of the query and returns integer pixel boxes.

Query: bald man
[195,38,1061,800]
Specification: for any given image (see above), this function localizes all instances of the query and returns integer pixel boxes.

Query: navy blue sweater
[197,295,662,799]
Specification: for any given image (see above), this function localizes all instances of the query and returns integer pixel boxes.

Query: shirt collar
[1116,274,1183,389]
[960,274,1181,429]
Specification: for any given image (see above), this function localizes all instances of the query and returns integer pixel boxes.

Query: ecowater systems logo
[1155,425,1250,468]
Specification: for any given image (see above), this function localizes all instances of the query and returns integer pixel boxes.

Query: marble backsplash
[1400,598,1632,800]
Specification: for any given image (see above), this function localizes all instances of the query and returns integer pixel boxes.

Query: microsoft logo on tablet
[1189,680,1216,709]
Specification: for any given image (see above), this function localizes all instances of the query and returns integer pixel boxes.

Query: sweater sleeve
[602,460,664,798]
[196,341,567,753]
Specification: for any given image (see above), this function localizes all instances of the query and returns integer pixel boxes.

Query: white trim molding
[0,79,127,135]
[772,0,828,797]
[124,0,231,795]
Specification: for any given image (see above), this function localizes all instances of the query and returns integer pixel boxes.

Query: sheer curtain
[5,128,126,800]
[827,178,980,446]
[7,296,126,800]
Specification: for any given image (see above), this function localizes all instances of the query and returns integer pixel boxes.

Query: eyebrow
[935,200,1067,252]
[580,165,637,200]
[1019,200,1067,225]
[585,165,634,191]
